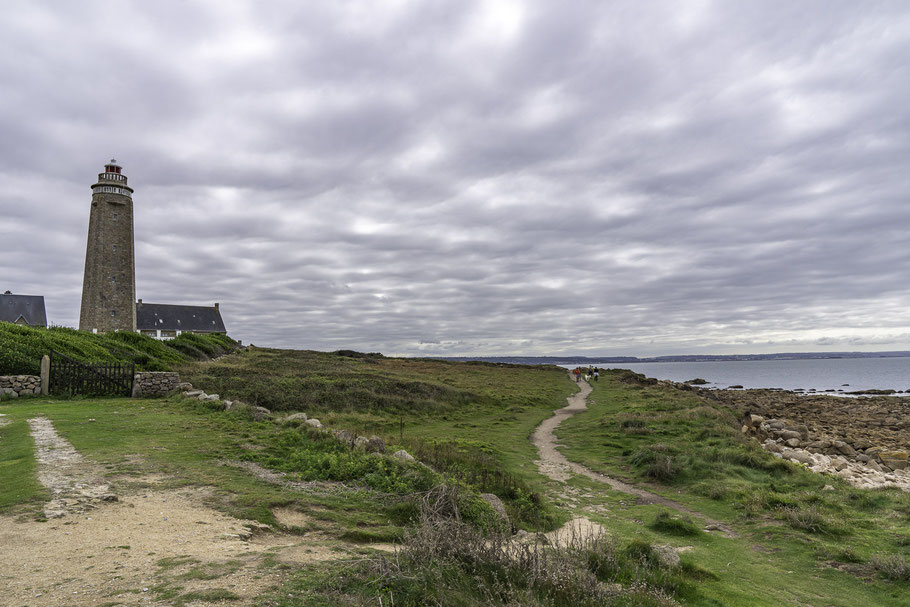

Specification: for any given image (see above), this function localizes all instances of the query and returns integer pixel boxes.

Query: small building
[136,300,226,340]
[0,291,48,327]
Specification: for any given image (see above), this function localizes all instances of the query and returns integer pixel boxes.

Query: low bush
[871,554,910,581]
[650,511,702,537]
[0,321,238,374]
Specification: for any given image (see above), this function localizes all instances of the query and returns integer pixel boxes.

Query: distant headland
[433,351,910,365]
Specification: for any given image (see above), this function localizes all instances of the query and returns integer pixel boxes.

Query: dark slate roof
[0,293,47,327]
[136,302,226,333]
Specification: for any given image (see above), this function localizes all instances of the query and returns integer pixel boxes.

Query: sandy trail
[0,417,350,606]
[532,377,735,537]
[27,416,115,518]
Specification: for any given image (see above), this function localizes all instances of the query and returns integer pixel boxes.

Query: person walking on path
[573,368,581,382]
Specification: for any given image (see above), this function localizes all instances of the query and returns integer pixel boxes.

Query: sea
[561,357,910,393]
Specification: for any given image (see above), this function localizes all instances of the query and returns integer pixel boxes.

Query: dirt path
[0,417,351,606]
[27,416,115,518]
[532,378,735,537]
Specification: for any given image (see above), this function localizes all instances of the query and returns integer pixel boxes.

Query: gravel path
[27,416,114,518]
[531,378,735,537]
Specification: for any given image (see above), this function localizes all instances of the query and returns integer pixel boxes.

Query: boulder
[878,450,909,471]
[184,390,204,397]
[333,429,353,444]
[177,382,193,391]
[777,430,802,441]
[392,449,415,462]
[353,436,369,450]
[785,438,801,448]
[652,545,681,568]
[203,394,220,402]
[366,435,386,453]
[305,418,323,429]
[251,406,272,421]
[285,412,308,422]
[832,441,857,458]
[480,493,510,530]
[781,448,813,465]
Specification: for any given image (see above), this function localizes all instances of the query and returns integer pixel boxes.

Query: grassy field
[555,370,910,606]
[2,351,909,605]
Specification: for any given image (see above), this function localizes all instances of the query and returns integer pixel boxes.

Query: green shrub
[650,511,702,536]
[0,321,238,374]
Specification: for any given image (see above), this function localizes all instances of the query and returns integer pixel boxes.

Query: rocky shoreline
[707,388,910,491]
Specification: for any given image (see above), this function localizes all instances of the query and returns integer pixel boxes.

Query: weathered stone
[393,449,415,462]
[333,429,353,444]
[480,493,510,529]
[305,418,323,429]
[748,414,764,427]
[806,440,832,450]
[777,430,802,441]
[652,545,681,568]
[203,394,220,402]
[366,435,386,453]
[285,412,308,422]
[781,448,813,465]
[250,406,272,421]
[833,441,856,458]
[353,436,369,450]
[785,438,801,448]
[879,450,909,471]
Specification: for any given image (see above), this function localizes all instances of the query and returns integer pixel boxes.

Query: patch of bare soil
[0,418,351,606]
[531,378,735,538]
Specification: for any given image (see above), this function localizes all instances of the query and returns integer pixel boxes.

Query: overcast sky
[2,1,910,357]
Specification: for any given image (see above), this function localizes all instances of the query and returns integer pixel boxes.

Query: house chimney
[214,302,219,311]
[137,299,142,305]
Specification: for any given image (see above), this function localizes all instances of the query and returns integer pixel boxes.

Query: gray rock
[781,448,813,465]
[251,406,272,421]
[833,441,857,458]
[366,435,386,453]
[785,438,802,448]
[305,418,323,429]
[184,390,204,397]
[652,545,681,568]
[333,429,353,444]
[353,436,369,450]
[392,449,415,462]
[480,493,509,529]
[777,430,802,441]
[285,412,308,422]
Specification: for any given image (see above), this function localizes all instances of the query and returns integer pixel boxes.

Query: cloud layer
[3,1,910,356]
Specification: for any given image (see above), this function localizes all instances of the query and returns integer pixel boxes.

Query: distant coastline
[432,351,910,365]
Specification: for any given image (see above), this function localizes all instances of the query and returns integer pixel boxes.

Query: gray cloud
[3,0,910,356]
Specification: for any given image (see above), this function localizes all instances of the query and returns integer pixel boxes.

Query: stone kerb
[0,375,42,398]
[132,372,180,398]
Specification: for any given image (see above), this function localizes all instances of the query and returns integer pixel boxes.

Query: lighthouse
[79,159,137,333]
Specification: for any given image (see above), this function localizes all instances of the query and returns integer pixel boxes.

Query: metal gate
[48,350,135,397]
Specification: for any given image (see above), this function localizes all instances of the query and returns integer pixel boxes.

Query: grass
[0,320,238,375]
[553,369,910,606]
[3,351,909,606]
[178,348,571,529]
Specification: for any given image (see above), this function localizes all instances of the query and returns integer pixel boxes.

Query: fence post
[40,355,50,395]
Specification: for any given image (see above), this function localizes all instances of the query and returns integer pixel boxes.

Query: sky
[2,1,910,357]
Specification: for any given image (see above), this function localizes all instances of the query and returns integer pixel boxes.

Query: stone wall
[132,372,180,398]
[0,375,41,398]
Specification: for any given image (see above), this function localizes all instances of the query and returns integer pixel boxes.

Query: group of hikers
[572,366,599,382]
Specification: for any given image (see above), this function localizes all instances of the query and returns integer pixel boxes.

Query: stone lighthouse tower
[79,160,137,333]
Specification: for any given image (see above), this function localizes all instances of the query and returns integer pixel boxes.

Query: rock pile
[178,384,409,461]
[0,374,41,398]
[741,412,910,491]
